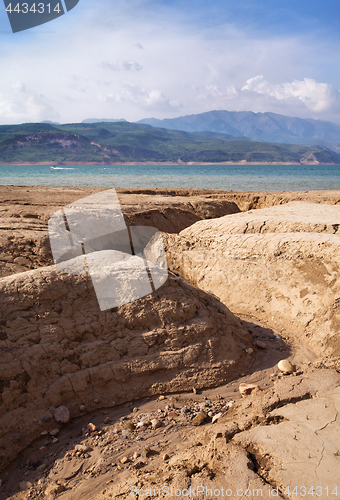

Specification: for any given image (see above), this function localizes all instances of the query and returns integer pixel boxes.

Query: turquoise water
[0,164,340,191]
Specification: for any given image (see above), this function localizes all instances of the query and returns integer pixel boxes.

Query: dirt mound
[0,264,251,472]
[165,202,340,363]
[196,201,340,234]
[0,186,240,278]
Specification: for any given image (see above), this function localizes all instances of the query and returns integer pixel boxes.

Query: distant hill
[138,110,340,153]
[82,118,128,124]
[0,121,339,165]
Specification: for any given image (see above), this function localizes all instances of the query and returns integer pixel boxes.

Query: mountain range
[138,110,340,153]
[0,121,339,165]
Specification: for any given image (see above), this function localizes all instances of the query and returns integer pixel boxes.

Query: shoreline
[0,160,338,166]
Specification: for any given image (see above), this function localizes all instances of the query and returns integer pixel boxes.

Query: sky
[0,0,340,125]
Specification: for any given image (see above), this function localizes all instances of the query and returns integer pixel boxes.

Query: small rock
[49,429,59,437]
[121,456,129,464]
[181,406,188,413]
[104,417,111,424]
[93,399,99,404]
[87,423,97,432]
[123,421,135,432]
[192,411,208,426]
[41,414,51,423]
[133,452,139,460]
[167,411,178,418]
[255,340,266,349]
[212,412,223,423]
[19,481,32,491]
[239,383,261,397]
[208,411,213,417]
[37,463,47,471]
[245,348,254,354]
[39,446,47,452]
[158,395,165,401]
[54,406,70,424]
[75,444,92,453]
[151,419,162,430]
[52,438,58,443]
[143,446,151,457]
[134,460,145,469]
[206,399,211,404]
[192,388,197,394]
[133,407,138,413]
[278,359,295,374]
[79,405,86,412]
[199,402,206,409]
[45,483,65,495]
[163,454,169,461]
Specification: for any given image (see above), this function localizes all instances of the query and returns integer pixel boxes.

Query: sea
[0,163,340,191]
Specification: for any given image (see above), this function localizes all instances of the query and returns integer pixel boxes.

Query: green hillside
[0,121,338,164]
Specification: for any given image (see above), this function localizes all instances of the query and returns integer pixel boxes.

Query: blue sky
[0,0,340,124]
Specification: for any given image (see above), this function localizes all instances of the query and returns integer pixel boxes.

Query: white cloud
[242,75,340,112]
[0,0,339,123]
[0,92,58,122]
[100,85,181,111]
[100,61,143,72]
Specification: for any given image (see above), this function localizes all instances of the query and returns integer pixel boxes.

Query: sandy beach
[0,186,339,499]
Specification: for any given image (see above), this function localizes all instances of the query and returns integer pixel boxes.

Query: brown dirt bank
[1,187,340,498]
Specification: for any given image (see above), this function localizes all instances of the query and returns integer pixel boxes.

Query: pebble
[49,429,59,437]
[192,388,197,394]
[143,446,151,457]
[199,402,206,409]
[39,446,47,452]
[79,405,86,411]
[93,399,99,404]
[255,340,266,349]
[208,411,213,417]
[87,423,97,432]
[19,481,32,491]
[181,406,188,413]
[246,348,254,354]
[104,417,111,424]
[41,414,51,423]
[133,407,138,413]
[151,419,162,430]
[163,454,169,461]
[206,399,211,404]
[278,359,295,374]
[168,411,178,418]
[54,406,70,424]
[239,383,261,397]
[212,412,223,423]
[120,457,129,464]
[158,395,165,401]
[75,445,92,453]
[192,411,208,426]
[133,452,139,460]
[45,484,65,495]
[123,421,135,432]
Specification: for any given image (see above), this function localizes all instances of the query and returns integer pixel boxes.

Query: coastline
[0,160,336,166]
